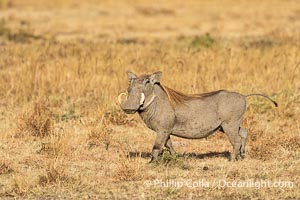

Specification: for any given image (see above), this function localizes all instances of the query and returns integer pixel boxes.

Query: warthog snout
[118,92,145,114]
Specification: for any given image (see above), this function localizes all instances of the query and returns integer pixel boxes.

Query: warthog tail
[245,94,278,107]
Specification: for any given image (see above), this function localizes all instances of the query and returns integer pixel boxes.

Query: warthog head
[118,71,161,114]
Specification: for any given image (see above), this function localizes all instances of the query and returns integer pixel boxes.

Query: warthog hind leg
[222,122,243,161]
[239,128,247,159]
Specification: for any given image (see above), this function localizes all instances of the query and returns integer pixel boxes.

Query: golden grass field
[0,0,299,199]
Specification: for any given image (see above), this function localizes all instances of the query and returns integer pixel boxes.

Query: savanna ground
[0,0,299,199]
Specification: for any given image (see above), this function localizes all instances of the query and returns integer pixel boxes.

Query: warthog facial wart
[119,71,278,161]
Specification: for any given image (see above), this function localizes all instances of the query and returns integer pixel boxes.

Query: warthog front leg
[165,136,176,155]
[150,131,170,163]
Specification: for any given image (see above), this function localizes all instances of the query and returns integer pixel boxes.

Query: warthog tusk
[139,94,157,111]
[140,93,145,105]
[118,93,127,104]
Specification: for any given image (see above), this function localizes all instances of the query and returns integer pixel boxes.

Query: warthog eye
[145,79,150,85]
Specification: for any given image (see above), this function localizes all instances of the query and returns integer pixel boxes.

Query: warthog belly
[172,121,222,139]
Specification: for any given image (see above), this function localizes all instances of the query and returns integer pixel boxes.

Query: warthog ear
[150,71,162,84]
[127,71,137,81]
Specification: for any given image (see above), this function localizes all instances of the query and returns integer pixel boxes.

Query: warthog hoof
[149,157,154,163]
[149,156,159,164]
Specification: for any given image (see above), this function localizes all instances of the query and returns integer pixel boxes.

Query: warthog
[118,71,277,161]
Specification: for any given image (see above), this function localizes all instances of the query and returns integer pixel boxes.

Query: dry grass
[114,145,144,182]
[247,128,300,161]
[87,116,112,150]
[38,159,70,186]
[15,100,54,137]
[37,133,70,158]
[0,0,299,199]
[0,159,14,175]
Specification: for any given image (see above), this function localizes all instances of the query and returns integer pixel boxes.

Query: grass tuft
[114,144,144,181]
[248,129,300,160]
[0,159,14,175]
[104,106,134,126]
[153,151,187,169]
[0,20,43,43]
[37,133,70,158]
[87,117,112,150]
[38,159,70,186]
[15,100,54,137]
[190,33,215,49]
[10,174,31,197]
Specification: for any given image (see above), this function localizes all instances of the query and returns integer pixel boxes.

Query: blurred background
[1,0,299,42]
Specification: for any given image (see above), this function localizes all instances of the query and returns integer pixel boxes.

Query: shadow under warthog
[128,151,231,160]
